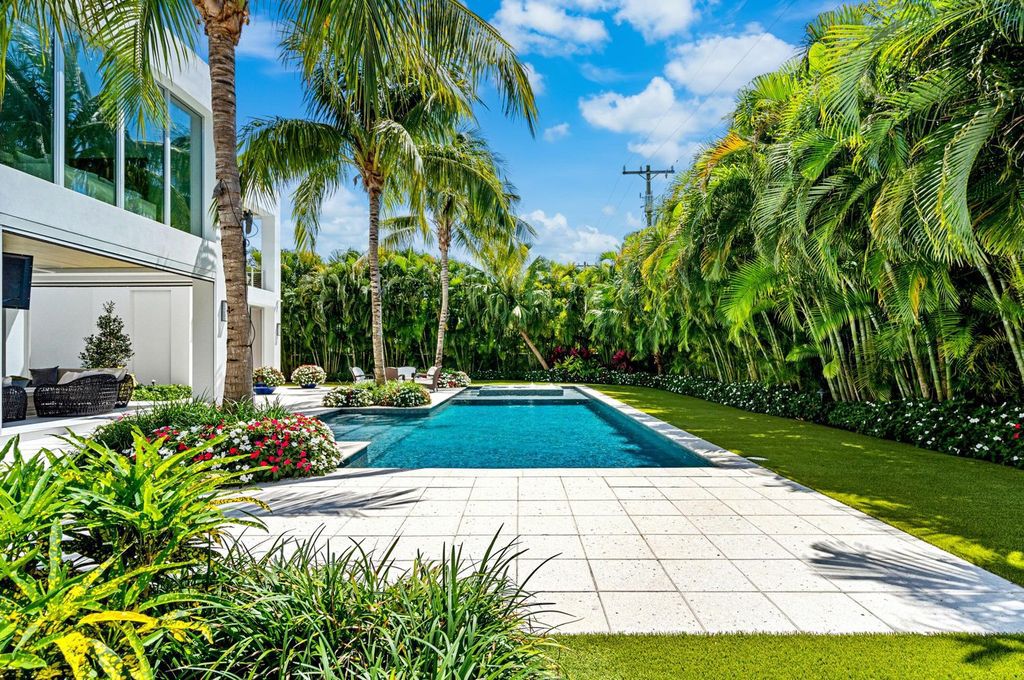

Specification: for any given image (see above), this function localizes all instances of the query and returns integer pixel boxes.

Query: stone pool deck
[229,387,1024,636]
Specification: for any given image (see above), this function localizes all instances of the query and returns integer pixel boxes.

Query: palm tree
[5,0,535,396]
[469,242,552,370]
[384,130,530,370]
[242,12,535,384]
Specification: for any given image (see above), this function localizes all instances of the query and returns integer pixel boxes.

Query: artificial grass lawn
[555,634,1024,679]
[593,385,1024,587]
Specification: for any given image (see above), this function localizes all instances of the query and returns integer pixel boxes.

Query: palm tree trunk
[434,223,452,368]
[907,332,931,399]
[367,183,387,384]
[520,329,549,369]
[203,11,251,403]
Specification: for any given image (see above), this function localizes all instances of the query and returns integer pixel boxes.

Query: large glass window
[0,23,54,181]
[169,98,202,233]
[63,40,116,204]
[125,116,165,222]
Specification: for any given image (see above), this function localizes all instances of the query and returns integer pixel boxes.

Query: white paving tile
[601,592,702,633]
[589,560,675,591]
[520,559,595,592]
[684,592,797,633]
[533,592,608,633]
[582,534,656,560]
[661,559,757,592]
[646,534,725,560]
[769,593,892,633]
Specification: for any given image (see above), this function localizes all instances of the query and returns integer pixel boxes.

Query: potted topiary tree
[81,301,134,369]
[291,364,327,389]
[253,366,285,395]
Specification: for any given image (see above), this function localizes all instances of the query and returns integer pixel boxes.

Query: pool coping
[575,385,758,469]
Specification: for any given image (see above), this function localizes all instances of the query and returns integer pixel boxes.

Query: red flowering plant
[146,414,343,483]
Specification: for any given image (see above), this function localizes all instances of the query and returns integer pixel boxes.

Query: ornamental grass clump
[170,534,558,678]
[291,364,327,386]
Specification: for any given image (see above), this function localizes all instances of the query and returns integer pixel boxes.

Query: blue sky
[234,0,834,262]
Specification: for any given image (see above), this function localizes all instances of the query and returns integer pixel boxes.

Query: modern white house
[0,24,281,416]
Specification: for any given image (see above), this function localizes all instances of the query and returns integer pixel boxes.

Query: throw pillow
[29,366,59,386]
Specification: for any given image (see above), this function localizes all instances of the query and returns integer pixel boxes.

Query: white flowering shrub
[438,370,471,388]
[291,364,327,386]
[253,366,286,387]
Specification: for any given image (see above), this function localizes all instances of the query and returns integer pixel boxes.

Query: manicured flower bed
[323,381,431,408]
[149,414,341,483]
[93,401,345,482]
[472,368,1024,469]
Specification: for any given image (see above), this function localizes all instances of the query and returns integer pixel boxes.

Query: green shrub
[323,381,431,408]
[0,435,257,677]
[133,383,193,401]
[252,366,286,387]
[170,535,557,678]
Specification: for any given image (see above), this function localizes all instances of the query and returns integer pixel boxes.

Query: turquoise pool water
[323,395,709,468]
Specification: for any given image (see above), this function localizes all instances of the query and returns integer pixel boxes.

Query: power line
[622,164,675,228]
[597,0,800,231]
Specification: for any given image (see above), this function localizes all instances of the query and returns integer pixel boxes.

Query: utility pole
[622,164,674,228]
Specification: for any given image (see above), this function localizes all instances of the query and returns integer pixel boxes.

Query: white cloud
[543,122,571,142]
[525,209,620,262]
[612,0,698,42]
[493,0,609,56]
[579,76,731,163]
[237,14,282,62]
[665,27,797,96]
[281,183,369,255]
[523,62,546,95]
[625,211,643,228]
[601,204,616,215]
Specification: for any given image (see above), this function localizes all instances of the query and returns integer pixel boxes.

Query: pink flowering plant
[146,413,342,483]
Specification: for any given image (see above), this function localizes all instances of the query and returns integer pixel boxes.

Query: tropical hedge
[475,368,1024,469]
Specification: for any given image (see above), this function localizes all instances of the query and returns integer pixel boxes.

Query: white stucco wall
[29,286,193,385]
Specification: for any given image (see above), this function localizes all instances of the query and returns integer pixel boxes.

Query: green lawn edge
[554,633,1024,679]
[591,384,1024,587]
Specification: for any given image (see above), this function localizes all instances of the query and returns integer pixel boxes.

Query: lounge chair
[385,367,400,381]
[350,367,372,383]
[33,374,120,418]
[398,366,417,381]
[415,366,440,392]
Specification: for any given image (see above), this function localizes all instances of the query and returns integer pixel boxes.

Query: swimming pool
[322,387,710,468]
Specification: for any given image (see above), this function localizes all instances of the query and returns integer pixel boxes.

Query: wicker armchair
[33,375,120,418]
[3,386,27,422]
[115,376,135,407]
